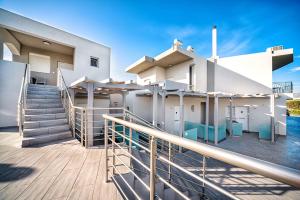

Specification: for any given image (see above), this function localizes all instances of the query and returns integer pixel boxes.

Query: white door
[29,53,51,73]
[235,106,249,130]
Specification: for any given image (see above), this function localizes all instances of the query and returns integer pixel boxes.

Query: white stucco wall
[137,66,165,85]
[213,62,272,94]
[217,52,272,89]
[0,9,110,86]
[0,60,26,127]
[0,27,20,57]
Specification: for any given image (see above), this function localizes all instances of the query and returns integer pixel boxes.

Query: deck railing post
[168,142,172,182]
[80,109,84,145]
[72,107,75,137]
[105,118,108,183]
[85,108,88,148]
[202,156,206,194]
[150,136,157,200]
[112,121,116,175]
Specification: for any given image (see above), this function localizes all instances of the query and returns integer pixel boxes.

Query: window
[3,43,12,61]
[90,57,99,67]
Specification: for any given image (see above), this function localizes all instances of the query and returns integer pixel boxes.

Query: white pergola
[69,76,148,147]
[147,85,276,145]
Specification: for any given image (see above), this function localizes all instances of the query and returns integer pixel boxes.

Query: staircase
[113,149,226,200]
[21,84,72,147]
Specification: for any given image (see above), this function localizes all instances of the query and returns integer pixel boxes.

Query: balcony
[272,82,293,93]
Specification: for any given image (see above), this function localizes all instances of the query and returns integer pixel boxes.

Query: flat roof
[126,46,194,74]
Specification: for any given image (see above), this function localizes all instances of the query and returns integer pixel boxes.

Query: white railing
[103,114,300,200]
[17,64,30,135]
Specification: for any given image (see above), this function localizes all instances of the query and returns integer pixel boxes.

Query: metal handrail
[103,114,300,194]
[57,67,73,107]
[17,64,30,135]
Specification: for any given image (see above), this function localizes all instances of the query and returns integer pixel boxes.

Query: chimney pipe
[212,25,217,59]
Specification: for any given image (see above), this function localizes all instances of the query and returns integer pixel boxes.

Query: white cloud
[166,26,199,39]
[291,67,300,72]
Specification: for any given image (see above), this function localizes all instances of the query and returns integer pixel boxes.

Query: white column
[161,91,166,130]
[214,95,219,145]
[270,94,275,143]
[205,95,209,143]
[229,96,233,136]
[87,83,94,147]
[152,86,158,126]
[122,92,127,143]
[179,91,184,138]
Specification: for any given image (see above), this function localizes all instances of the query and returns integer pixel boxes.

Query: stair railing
[57,67,77,138]
[17,64,30,136]
[103,114,300,200]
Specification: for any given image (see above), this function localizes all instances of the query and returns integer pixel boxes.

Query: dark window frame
[90,56,99,67]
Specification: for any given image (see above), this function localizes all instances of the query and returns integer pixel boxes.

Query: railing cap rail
[103,114,300,188]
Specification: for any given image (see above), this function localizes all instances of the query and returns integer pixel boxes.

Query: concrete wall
[274,94,288,135]
[0,60,26,127]
[217,52,272,89]
[0,27,20,57]
[211,61,272,94]
[0,9,110,86]
[137,66,165,85]
[13,45,73,85]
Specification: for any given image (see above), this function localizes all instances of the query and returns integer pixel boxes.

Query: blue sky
[1,0,300,91]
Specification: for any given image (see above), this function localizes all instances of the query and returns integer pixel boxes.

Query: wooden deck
[0,128,124,200]
[0,128,299,200]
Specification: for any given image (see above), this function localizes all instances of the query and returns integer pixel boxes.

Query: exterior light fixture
[43,41,51,45]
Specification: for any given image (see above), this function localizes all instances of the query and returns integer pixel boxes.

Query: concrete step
[26,98,61,104]
[25,108,65,115]
[27,94,60,99]
[26,103,63,109]
[27,86,59,92]
[24,118,68,129]
[22,131,72,147]
[27,90,60,95]
[28,84,58,89]
[25,113,66,121]
[23,124,70,137]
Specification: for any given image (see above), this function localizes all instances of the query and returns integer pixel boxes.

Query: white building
[125,27,293,143]
[0,8,110,127]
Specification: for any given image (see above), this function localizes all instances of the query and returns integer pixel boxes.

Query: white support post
[270,94,275,143]
[214,95,219,145]
[161,91,166,130]
[205,95,209,143]
[152,86,158,127]
[229,96,233,136]
[122,92,127,143]
[179,91,184,138]
[80,109,84,145]
[87,83,94,147]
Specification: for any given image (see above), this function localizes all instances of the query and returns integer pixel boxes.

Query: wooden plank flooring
[0,129,123,200]
[1,128,299,200]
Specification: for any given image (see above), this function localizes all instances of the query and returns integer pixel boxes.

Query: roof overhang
[272,48,293,71]
[126,47,194,74]
[69,76,148,94]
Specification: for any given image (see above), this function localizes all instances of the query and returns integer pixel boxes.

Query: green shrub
[289,109,300,116]
[287,100,300,110]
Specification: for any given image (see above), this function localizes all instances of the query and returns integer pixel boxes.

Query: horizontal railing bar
[110,138,150,171]
[156,175,189,200]
[157,155,239,200]
[111,150,150,191]
[110,128,150,153]
[111,165,142,200]
[103,114,300,189]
